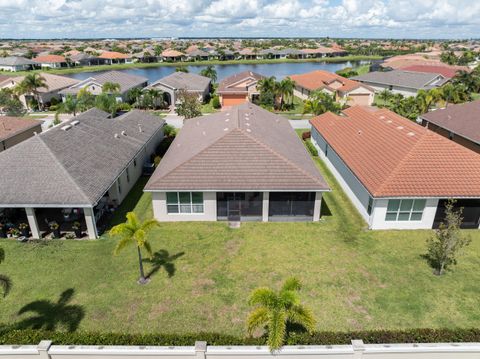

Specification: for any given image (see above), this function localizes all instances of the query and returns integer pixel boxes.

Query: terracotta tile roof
[420,100,480,145]
[290,70,372,94]
[0,116,43,142]
[400,65,463,79]
[98,51,131,59]
[33,54,66,63]
[145,103,329,192]
[161,49,184,57]
[310,106,480,198]
[217,71,264,95]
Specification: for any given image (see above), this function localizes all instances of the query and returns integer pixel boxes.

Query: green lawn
[1,144,479,334]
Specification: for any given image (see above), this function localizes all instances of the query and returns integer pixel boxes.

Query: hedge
[1,328,480,345]
[304,139,318,157]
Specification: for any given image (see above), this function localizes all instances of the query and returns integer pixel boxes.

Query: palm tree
[278,77,295,110]
[56,94,79,116]
[16,73,48,110]
[102,81,121,94]
[110,212,161,284]
[126,87,143,106]
[76,88,95,112]
[377,89,393,106]
[247,277,315,351]
[145,88,163,109]
[95,93,117,116]
[200,65,217,83]
[0,247,11,297]
[303,91,341,115]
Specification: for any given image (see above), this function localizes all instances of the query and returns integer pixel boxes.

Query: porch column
[25,207,40,239]
[83,207,98,239]
[313,192,322,222]
[262,192,269,222]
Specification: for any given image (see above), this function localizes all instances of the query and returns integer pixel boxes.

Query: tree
[76,88,95,112]
[0,88,26,116]
[95,92,117,116]
[175,89,202,119]
[303,91,341,115]
[200,65,217,83]
[440,51,458,65]
[102,82,121,94]
[278,77,295,110]
[56,94,79,116]
[377,89,393,106]
[110,212,161,284]
[126,87,143,106]
[247,277,315,351]
[425,199,471,275]
[175,66,189,73]
[0,247,11,297]
[144,88,163,109]
[16,73,48,110]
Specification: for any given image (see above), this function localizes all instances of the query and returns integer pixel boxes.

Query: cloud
[0,0,479,38]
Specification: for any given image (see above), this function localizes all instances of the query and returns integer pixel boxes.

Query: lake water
[66,60,369,83]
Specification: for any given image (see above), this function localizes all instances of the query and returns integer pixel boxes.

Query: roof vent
[407,132,415,136]
[121,130,127,136]
[61,125,72,131]
[114,133,119,138]
[33,131,38,136]
[225,118,229,122]
[245,123,250,127]
[71,120,80,126]
[397,126,404,130]
[357,130,362,135]
[224,127,229,131]
[202,131,206,136]
[226,113,230,116]
[386,120,392,124]
[138,124,143,132]
[246,128,251,132]
[379,116,385,120]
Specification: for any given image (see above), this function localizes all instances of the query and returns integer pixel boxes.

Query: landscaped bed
[0,151,479,335]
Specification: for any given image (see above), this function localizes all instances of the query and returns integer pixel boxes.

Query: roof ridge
[240,128,326,187]
[37,136,92,205]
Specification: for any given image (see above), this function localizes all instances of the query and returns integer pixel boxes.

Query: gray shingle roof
[0,56,37,66]
[145,103,329,192]
[62,71,148,95]
[352,70,449,90]
[0,109,165,207]
[149,72,211,92]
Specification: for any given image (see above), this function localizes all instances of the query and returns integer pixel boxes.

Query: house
[185,49,210,61]
[217,71,264,107]
[0,73,80,108]
[148,72,211,107]
[0,116,43,152]
[144,103,329,222]
[33,55,67,68]
[161,49,185,62]
[290,70,375,106]
[98,51,133,64]
[420,100,480,154]
[0,56,38,72]
[69,53,107,67]
[0,108,165,239]
[60,71,148,102]
[400,65,462,79]
[352,70,450,97]
[310,106,480,230]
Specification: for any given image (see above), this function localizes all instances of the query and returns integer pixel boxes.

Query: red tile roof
[310,106,480,198]
[98,51,131,59]
[400,65,462,79]
[290,70,372,94]
[33,55,66,63]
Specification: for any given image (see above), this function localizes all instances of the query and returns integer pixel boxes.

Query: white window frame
[385,199,426,222]
[166,192,204,214]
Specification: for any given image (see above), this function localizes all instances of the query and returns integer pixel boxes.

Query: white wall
[151,191,217,221]
[370,198,439,230]
[361,82,418,97]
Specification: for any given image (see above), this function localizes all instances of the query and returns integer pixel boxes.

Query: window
[167,192,204,214]
[385,199,426,221]
[126,168,130,183]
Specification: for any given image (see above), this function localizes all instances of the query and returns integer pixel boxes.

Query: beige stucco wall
[151,191,218,221]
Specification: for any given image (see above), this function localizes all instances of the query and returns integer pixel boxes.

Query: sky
[1,0,480,39]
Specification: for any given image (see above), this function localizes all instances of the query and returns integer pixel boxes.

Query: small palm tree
[247,277,316,351]
[102,82,121,94]
[110,212,160,284]
[200,65,217,83]
[16,73,48,110]
[57,94,79,116]
[0,247,11,297]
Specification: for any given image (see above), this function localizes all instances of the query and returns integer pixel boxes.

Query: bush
[305,139,318,157]
[1,328,480,345]
[163,124,176,137]
[212,95,221,109]
[302,131,311,140]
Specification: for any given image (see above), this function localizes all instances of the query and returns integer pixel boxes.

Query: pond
[66,60,370,83]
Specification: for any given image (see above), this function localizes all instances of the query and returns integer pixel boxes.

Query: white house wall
[151,191,218,221]
[360,82,419,97]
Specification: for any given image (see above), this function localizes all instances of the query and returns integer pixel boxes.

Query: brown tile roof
[33,55,66,63]
[217,71,264,95]
[145,103,329,192]
[4,73,80,93]
[420,100,480,145]
[0,116,43,142]
[290,70,372,94]
[310,106,480,198]
[99,51,131,59]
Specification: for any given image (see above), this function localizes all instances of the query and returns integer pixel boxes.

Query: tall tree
[303,91,341,115]
[200,65,217,83]
[247,277,315,351]
[0,247,11,297]
[278,77,295,110]
[16,73,48,110]
[0,88,26,116]
[56,94,79,116]
[175,89,202,119]
[110,212,161,284]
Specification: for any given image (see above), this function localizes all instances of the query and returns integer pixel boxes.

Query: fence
[1,340,480,359]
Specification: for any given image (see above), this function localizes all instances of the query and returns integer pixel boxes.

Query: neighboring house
[352,70,449,97]
[98,51,133,64]
[400,65,463,79]
[185,49,210,61]
[0,73,80,108]
[33,55,67,68]
[59,71,148,102]
[217,71,264,107]
[420,100,480,154]
[161,49,185,62]
[0,56,38,72]
[69,53,107,66]
[144,103,329,222]
[290,70,375,106]
[148,72,211,107]
[0,116,43,152]
[0,108,165,239]
[310,106,480,230]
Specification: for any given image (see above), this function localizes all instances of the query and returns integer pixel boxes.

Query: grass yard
[0,144,479,334]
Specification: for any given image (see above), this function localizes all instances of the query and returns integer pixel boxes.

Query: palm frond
[109,223,133,238]
[133,229,146,247]
[141,219,161,232]
[126,212,140,229]
[281,277,301,293]
[278,290,298,307]
[0,274,12,297]
[143,239,153,257]
[267,310,286,351]
[248,288,277,307]
[246,307,269,335]
[287,305,316,333]
[113,236,134,255]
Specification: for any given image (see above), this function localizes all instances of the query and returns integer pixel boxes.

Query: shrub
[212,96,221,109]
[302,131,311,140]
[305,140,318,157]
[163,124,176,137]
